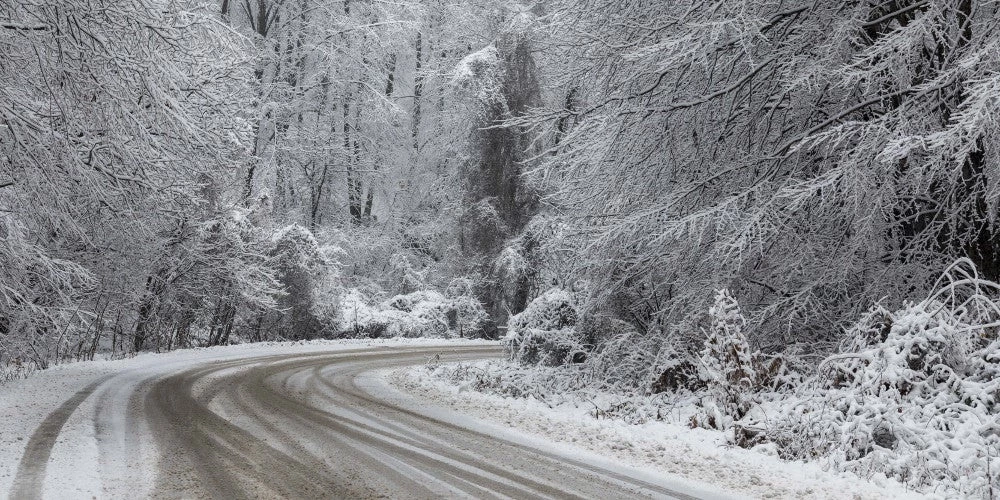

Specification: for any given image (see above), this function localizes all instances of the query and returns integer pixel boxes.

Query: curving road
[10,345,699,499]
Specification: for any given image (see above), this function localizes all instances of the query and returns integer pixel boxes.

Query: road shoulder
[382,361,926,500]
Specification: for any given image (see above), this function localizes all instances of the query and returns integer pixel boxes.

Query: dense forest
[3,0,1000,494]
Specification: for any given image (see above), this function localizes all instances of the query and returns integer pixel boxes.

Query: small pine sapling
[693,289,758,429]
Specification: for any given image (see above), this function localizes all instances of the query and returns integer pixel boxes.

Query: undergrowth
[423,259,1000,497]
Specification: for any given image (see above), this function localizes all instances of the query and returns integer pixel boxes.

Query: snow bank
[390,361,923,499]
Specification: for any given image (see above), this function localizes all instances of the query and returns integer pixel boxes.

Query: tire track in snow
[141,346,699,499]
[10,373,114,500]
[9,344,709,499]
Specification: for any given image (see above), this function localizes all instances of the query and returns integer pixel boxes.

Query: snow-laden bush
[690,290,790,434]
[341,289,389,338]
[268,224,336,339]
[503,287,582,366]
[383,291,450,338]
[389,252,426,295]
[691,290,760,430]
[340,287,488,339]
[384,290,440,313]
[773,260,1000,496]
[445,278,490,337]
[491,216,578,317]
[574,314,666,391]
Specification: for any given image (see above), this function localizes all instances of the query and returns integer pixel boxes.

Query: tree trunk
[133,269,168,352]
[345,85,364,223]
[412,30,423,151]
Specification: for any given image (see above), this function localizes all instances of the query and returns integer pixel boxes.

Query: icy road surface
[3,342,715,499]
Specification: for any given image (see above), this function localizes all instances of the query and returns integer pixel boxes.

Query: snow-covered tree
[453,3,543,328]
[519,0,1000,349]
[695,290,758,428]
[0,0,254,362]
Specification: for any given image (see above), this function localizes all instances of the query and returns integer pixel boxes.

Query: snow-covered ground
[0,338,492,498]
[386,360,930,500]
[0,339,935,499]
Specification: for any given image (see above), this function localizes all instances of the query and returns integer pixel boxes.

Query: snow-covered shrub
[503,288,583,366]
[389,252,425,295]
[574,314,668,391]
[402,298,452,337]
[268,224,334,339]
[340,287,488,339]
[340,289,390,338]
[492,216,579,317]
[384,290,441,313]
[445,278,490,337]
[649,333,707,395]
[575,313,628,351]
[773,260,1000,496]
[691,290,759,430]
[382,291,450,338]
[651,357,701,394]
[0,357,37,384]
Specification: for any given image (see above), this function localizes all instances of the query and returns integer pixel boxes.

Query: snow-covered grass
[390,360,926,499]
[396,260,1000,499]
[768,261,1000,497]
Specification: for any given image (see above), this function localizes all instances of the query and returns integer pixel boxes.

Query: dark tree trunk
[412,30,423,151]
[133,269,168,352]
[208,295,236,346]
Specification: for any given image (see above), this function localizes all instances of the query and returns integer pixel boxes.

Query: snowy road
[5,344,705,499]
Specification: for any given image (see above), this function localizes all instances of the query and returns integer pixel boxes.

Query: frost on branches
[340,287,488,340]
[774,260,1000,496]
[503,288,581,367]
[692,290,758,430]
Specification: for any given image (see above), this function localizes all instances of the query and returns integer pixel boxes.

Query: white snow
[0,338,491,498]
[452,45,500,84]
[0,338,934,499]
[385,361,931,500]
